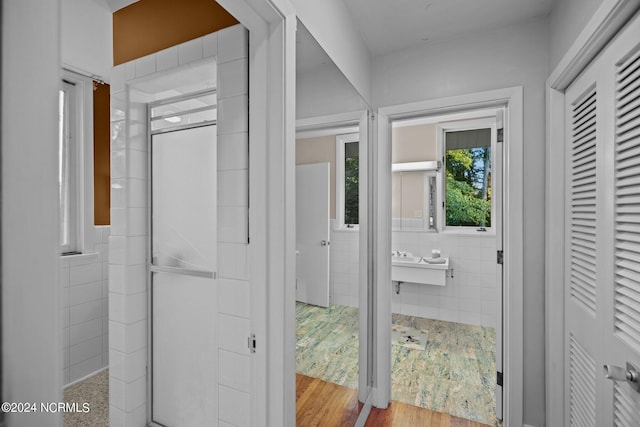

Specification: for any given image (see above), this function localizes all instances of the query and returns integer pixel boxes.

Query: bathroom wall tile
[110,265,125,294]
[110,347,146,384]
[218,96,248,135]
[135,55,156,78]
[460,311,482,326]
[111,149,126,180]
[125,377,146,411]
[109,236,125,265]
[125,208,146,237]
[419,305,439,319]
[218,170,248,207]
[127,179,147,208]
[111,179,126,210]
[70,281,102,307]
[439,308,460,323]
[127,149,147,180]
[69,355,103,384]
[218,25,248,64]
[111,65,125,93]
[156,46,178,71]
[459,297,482,314]
[124,61,136,81]
[70,336,103,366]
[110,377,125,411]
[63,342,70,367]
[219,58,248,99]
[64,368,70,385]
[218,132,248,171]
[219,350,250,392]
[125,403,147,426]
[439,296,459,311]
[110,404,126,426]
[178,38,204,65]
[218,314,250,355]
[110,293,125,324]
[218,279,250,318]
[203,32,218,58]
[109,321,125,352]
[219,421,234,427]
[125,236,147,266]
[218,243,247,280]
[111,209,125,236]
[219,386,250,427]
[125,264,147,295]
[70,262,102,286]
[70,300,102,326]
[61,286,70,309]
[218,207,248,243]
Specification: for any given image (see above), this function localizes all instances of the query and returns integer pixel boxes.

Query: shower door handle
[320,240,329,246]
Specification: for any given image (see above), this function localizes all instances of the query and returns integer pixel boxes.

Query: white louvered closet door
[564,11,640,427]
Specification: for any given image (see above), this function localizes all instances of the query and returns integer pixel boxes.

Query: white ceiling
[343,0,555,56]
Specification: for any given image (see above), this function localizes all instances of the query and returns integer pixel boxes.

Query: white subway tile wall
[109,25,249,426]
[329,221,360,308]
[61,225,110,385]
[391,231,499,328]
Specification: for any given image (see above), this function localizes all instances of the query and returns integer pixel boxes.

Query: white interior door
[150,125,218,426]
[296,162,330,307]
[564,11,640,426]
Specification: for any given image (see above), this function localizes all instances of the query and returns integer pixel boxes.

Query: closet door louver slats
[569,335,597,427]
[614,382,640,427]
[570,86,598,316]
[615,47,640,353]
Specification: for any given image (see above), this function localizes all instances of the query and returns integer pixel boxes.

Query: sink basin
[391,254,449,286]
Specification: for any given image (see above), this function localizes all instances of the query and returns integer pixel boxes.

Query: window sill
[333,226,359,233]
[440,228,496,237]
[60,252,99,260]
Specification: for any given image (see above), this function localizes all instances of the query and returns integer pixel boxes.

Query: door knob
[604,362,640,393]
[320,240,329,246]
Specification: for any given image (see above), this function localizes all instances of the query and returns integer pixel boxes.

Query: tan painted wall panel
[296,135,337,220]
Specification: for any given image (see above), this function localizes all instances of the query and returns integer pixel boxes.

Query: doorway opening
[389,108,502,427]
[375,88,524,425]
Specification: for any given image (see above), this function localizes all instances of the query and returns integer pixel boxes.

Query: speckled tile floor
[63,369,109,427]
[296,302,497,426]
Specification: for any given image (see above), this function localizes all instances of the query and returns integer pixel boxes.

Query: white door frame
[545,0,640,425]
[216,0,297,425]
[374,86,524,425]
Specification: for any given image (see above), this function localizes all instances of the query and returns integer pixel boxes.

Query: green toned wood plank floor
[296,302,497,426]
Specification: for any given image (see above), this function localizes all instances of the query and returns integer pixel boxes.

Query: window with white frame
[441,120,495,230]
[336,133,359,229]
[58,72,95,255]
[59,81,79,254]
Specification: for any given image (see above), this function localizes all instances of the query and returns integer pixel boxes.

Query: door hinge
[497,128,504,143]
[497,250,504,265]
[497,371,503,387]
[248,333,256,353]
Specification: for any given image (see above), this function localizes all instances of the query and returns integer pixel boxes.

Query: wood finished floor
[297,374,491,427]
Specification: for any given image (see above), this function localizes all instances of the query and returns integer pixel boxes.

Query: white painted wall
[290,0,372,104]
[372,18,548,427]
[297,62,368,120]
[549,0,605,72]
[61,0,113,81]
[109,25,250,426]
[2,1,63,426]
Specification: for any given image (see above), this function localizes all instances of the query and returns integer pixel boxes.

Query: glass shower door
[150,124,217,426]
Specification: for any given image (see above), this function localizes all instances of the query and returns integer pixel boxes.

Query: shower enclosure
[148,90,218,426]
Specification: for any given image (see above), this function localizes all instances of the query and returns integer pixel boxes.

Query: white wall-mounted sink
[391,253,449,286]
